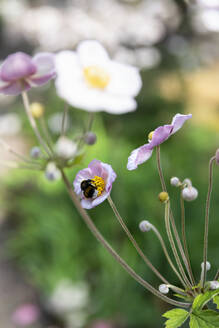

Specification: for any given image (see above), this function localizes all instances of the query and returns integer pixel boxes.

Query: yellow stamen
[92,176,105,196]
[83,66,110,89]
[148,131,154,141]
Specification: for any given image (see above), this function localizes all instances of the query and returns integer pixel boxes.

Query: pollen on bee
[92,176,105,196]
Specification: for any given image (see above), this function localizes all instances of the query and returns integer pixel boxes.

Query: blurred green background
[0,0,219,327]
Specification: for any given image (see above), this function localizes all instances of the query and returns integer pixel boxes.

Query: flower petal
[0,52,36,81]
[149,125,173,148]
[30,53,56,86]
[127,144,153,170]
[92,191,109,207]
[101,162,117,192]
[171,113,192,135]
[81,198,94,210]
[107,61,142,97]
[73,168,92,195]
[77,40,109,67]
[88,159,103,177]
[0,79,31,95]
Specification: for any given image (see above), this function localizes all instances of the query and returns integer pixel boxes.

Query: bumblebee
[81,179,98,199]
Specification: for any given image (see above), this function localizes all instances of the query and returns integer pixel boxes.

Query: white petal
[77,40,109,67]
[99,93,137,114]
[55,51,81,78]
[107,61,142,97]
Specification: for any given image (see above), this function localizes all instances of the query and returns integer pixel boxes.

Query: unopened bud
[148,131,154,141]
[159,284,169,294]
[45,162,61,181]
[84,132,97,145]
[158,192,169,203]
[170,177,180,187]
[30,146,41,159]
[183,178,192,187]
[182,186,198,201]
[139,220,152,232]
[55,136,77,159]
[201,261,211,271]
[209,281,219,290]
[30,102,44,119]
[216,149,219,166]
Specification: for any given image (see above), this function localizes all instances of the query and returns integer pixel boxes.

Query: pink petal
[30,53,56,86]
[149,125,173,148]
[0,52,36,81]
[127,144,153,170]
[0,79,31,95]
[171,113,192,135]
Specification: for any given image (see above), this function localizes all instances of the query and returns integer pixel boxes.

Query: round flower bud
[84,132,97,145]
[201,261,211,271]
[30,146,41,159]
[148,131,154,141]
[170,177,180,187]
[139,220,152,232]
[30,102,44,119]
[209,281,219,290]
[216,149,219,166]
[159,284,169,294]
[55,136,77,159]
[45,162,61,181]
[182,178,192,187]
[182,186,198,201]
[158,192,169,203]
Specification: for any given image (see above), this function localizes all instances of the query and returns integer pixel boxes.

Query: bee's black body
[81,179,97,198]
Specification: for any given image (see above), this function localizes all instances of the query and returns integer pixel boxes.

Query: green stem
[107,196,169,284]
[61,103,69,136]
[202,156,216,287]
[61,170,190,308]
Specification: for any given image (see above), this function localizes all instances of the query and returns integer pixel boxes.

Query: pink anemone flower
[73,159,116,209]
[127,113,192,170]
[0,52,56,95]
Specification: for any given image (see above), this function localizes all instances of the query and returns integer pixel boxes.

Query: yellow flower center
[83,66,110,89]
[148,131,154,141]
[92,176,105,196]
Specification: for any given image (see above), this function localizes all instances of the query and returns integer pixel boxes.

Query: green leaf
[192,290,219,311]
[190,310,219,328]
[163,308,189,328]
[213,295,219,309]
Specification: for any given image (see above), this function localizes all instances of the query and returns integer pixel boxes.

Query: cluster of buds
[170,176,198,201]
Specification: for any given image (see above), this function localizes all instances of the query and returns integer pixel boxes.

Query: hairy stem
[61,169,189,308]
[202,156,216,287]
[108,196,169,284]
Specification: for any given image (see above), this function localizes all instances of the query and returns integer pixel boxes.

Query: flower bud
[30,102,44,119]
[55,136,77,159]
[209,281,219,290]
[182,186,198,201]
[216,149,219,166]
[84,132,97,145]
[158,192,169,203]
[201,261,211,271]
[170,177,180,187]
[30,146,41,159]
[139,220,152,232]
[45,162,61,181]
[159,284,169,294]
[183,178,192,187]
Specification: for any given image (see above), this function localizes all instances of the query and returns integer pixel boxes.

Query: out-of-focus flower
[12,303,40,327]
[0,52,55,95]
[209,280,219,290]
[30,146,41,159]
[45,162,61,181]
[0,113,21,136]
[73,159,116,209]
[55,136,77,159]
[215,149,219,165]
[55,40,142,114]
[182,186,198,201]
[127,113,192,170]
[48,112,71,135]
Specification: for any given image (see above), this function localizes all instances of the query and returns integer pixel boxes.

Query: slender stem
[156,146,194,285]
[150,223,187,288]
[87,112,95,132]
[202,156,215,287]
[107,196,169,284]
[40,117,54,154]
[0,139,40,165]
[22,92,52,157]
[180,194,196,285]
[61,170,189,308]
[214,270,219,281]
[0,160,41,170]
[164,201,193,291]
[61,103,69,136]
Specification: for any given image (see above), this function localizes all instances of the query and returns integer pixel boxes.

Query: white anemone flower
[55,40,142,114]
